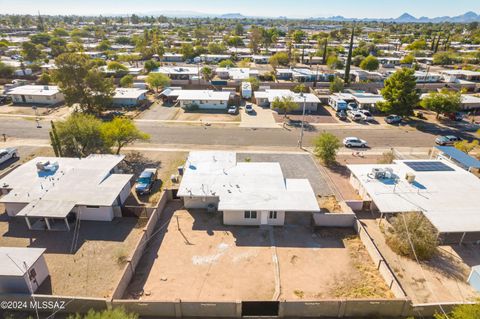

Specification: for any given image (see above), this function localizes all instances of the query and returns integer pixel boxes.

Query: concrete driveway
[137,102,179,120]
[240,104,278,128]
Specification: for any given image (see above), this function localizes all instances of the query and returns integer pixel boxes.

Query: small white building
[254,89,320,112]
[113,88,148,107]
[7,85,65,105]
[167,90,231,110]
[215,67,259,81]
[348,159,480,243]
[178,151,320,226]
[241,82,252,99]
[0,155,133,231]
[0,247,49,294]
[152,66,199,80]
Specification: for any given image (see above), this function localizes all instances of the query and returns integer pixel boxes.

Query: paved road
[0,117,477,149]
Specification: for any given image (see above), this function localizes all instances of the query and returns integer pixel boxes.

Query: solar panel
[404,161,455,172]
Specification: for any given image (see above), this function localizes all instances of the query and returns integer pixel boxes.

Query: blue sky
[1,0,479,18]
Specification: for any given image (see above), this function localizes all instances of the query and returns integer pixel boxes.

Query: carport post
[25,217,32,230]
[45,218,51,230]
[64,218,70,231]
[460,232,466,245]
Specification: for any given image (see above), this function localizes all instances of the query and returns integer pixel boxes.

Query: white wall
[4,202,28,217]
[75,205,114,221]
[119,181,132,204]
[223,210,285,226]
[180,100,228,110]
[10,93,64,105]
[183,196,219,209]
[26,255,49,293]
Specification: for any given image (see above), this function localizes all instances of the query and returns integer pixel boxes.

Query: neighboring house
[378,57,402,68]
[194,54,230,63]
[254,89,320,112]
[413,71,443,83]
[0,247,49,294]
[420,93,480,110]
[178,151,320,226]
[440,70,480,83]
[0,155,133,231]
[348,159,480,244]
[152,66,199,80]
[215,68,259,81]
[162,53,185,62]
[251,55,271,64]
[163,89,231,110]
[276,68,331,82]
[113,88,148,107]
[7,85,65,105]
[332,92,385,110]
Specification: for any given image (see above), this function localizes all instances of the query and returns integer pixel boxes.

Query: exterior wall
[26,255,49,293]
[113,97,143,107]
[183,196,219,209]
[0,256,49,294]
[180,99,228,110]
[223,210,285,226]
[75,205,114,221]
[4,202,28,217]
[10,93,64,105]
[118,181,131,204]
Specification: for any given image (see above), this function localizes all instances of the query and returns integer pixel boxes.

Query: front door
[21,95,26,103]
[260,211,268,225]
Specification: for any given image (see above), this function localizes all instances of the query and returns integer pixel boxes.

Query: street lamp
[299,92,307,149]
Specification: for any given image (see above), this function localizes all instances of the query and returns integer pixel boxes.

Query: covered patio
[16,199,75,231]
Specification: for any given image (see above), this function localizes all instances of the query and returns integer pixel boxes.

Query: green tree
[245,77,260,91]
[68,307,138,319]
[406,39,427,50]
[180,43,195,60]
[269,52,289,67]
[107,61,128,72]
[454,140,479,155]
[0,62,14,78]
[201,66,214,82]
[386,212,438,261]
[378,68,419,117]
[248,27,262,54]
[30,33,52,46]
[327,55,344,70]
[434,300,480,319]
[271,96,298,121]
[144,59,160,73]
[21,41,43,62]
[218,59,235,68]
[120,74,134,88]
[329,77,344,93]
[53,53,115,114]
[227,36,244,48]
[207,42,226,54]
[146,72,170,92]
[37,71,51,85]
[359,55,379,71]
[97,39,111,51]
[292,84,308,93]
[48,37,67,57]
[420,90,462,119]
[344,24,355,84]
[101,117,150,154]
[313,132,341,165]
[54,113,110,157]
[400,54,415,65]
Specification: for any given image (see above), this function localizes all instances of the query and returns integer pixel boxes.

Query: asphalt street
[0,117,478,149]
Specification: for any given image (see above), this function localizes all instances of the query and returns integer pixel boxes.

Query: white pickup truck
[0,148,18,165]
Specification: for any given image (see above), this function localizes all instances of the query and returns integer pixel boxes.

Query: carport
[16,199,75,231]
[434,146,480,172]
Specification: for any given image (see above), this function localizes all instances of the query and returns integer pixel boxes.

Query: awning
[16,200,76,218]
[436,146,480,169]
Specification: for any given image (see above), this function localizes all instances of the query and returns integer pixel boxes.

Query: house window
[28,268,37,280]
[244,211,257,219]
[269,211,277,219]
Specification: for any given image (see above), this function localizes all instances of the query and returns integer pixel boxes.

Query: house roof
[254,89,320,103]
[152,66,198,75]
[7,85,60,97]
[348,159,480,233]
[174,90,231,102]
[114,88,148,99]
[0,154,133,219]
[178,151,320,212]
[435,146,480,169]
[0,247,46,277]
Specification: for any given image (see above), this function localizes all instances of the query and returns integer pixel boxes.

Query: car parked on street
[0,147,18,165]
[135,168,158,195]
[385,114,402,124]
[435,135,462,146]
[343,137,368,148]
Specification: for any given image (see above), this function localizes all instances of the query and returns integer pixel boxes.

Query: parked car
[335,110,347,121]
[0,95,8,104]
[0,147,18,165]
[227,106,238,115]
[347,110,363,122]
[347,102,358,111]
[135,168,158,195]
[343,137,368,148]
[358,109,374,121]
[435,135,462,146]
[385,114,402,124]
[245,104,254,114]
[446,112,465,121]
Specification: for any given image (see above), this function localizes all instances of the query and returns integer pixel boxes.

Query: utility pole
[344,23,355,84]
[299,93,307,149]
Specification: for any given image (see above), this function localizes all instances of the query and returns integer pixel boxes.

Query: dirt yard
[0,104,71,118]
[173,108,240,122]
[0,211,144,298]
[126,204,393,301]
[360,213,478,304]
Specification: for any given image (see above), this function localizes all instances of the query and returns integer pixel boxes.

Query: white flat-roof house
[254,89,320,112]
[420,93,480,111]
[152,66,199,80]
[0,155,133,231]
[215,67,259,82]
[178,151,320,226]
[348,159,480,244]
[0,247,49,294]
[113,88,148,107]
[7,85,65,105]
[165,89,232,110]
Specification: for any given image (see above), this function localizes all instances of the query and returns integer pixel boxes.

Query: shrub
[313,132,341,165]
[183,103,199,111]
[386,212,438,260]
